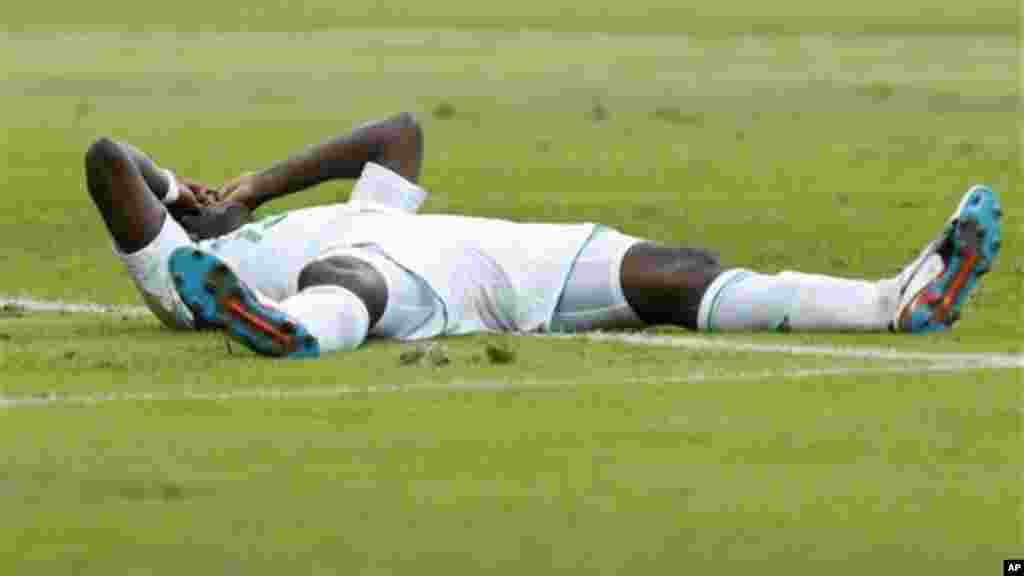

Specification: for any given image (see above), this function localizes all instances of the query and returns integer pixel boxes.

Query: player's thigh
[618,242,723,329]
[549,227,646,332]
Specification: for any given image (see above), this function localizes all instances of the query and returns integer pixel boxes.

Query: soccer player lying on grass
[84,112,1003,358]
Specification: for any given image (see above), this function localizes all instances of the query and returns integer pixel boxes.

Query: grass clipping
[398,337,518,367]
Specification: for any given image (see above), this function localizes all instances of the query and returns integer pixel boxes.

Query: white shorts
[319,227,645,339]
[549,227,645,332]
[114,213,196,329]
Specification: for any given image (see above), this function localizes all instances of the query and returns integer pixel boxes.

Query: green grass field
[1,1,1021,574]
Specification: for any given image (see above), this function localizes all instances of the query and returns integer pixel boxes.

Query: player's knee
[667,248,722,329]
[650,245,721,282]
[664,247,722,310]
[298,257,388,327]
[620,243,723,330]
[677,247,721,277]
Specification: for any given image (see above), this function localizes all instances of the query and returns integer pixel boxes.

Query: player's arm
[116,142,175,202]
[220,112,423,210]
[116,141,250,239]
[115,141,217,209]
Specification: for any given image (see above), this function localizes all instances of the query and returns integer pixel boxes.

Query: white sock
[278,285,370,352]
[697,269,900,333]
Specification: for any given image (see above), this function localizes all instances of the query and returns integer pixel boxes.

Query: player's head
[172,201,253,241]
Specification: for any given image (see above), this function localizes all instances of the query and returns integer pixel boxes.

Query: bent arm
[116,141,216,209]
[241,112,423,210]
[116,142,174,202]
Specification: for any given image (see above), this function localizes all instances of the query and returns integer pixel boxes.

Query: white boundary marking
[0,297,148,316]
[1,296,1019,409]
[0,362,1000,410]
[561,332,1024,369]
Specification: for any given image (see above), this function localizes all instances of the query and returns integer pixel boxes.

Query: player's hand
[181,177,217,206]
[166,176,216,210]
[217,172,262,210]
[168,182,201,211]
[176,200,253,240]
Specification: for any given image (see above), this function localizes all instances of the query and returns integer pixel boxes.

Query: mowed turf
[2,0,1017,35]
[0,1,1021,574]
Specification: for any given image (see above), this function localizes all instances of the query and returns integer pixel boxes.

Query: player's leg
[689,267,900,332]
[618,242,722,330]
[169,249,370,357]
[286,248,442,347]
[614,241,906,333]
[617,185,1002,333]
[170,246,442,357]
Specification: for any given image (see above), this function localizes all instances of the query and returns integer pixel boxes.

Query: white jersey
[197,161,429,303]
[197,204,345,302]
[197,163,598,336]
[200,206,597,336]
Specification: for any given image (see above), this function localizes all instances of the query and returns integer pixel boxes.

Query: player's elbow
[84,137,124,170]
[395,110,420,130]
[394,111,422,146]
[374,112,424,182]
[84,137,134,206]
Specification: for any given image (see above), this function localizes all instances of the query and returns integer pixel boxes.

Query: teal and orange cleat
[893,185,1002,333]
[168,247,320,358]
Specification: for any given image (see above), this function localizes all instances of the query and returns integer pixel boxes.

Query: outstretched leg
[618,241,910,333]
[615,185,1002,334]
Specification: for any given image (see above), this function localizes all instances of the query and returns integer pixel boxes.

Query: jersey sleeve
[349,162,428,214]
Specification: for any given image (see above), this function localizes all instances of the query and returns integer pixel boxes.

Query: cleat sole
[168,247,320,358]
[899,185,1002,332]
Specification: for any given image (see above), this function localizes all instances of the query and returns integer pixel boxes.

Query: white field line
[0,362,995,410]
[557,332,1024,369]
[4,296,1022,369]
[0,297,148,316]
